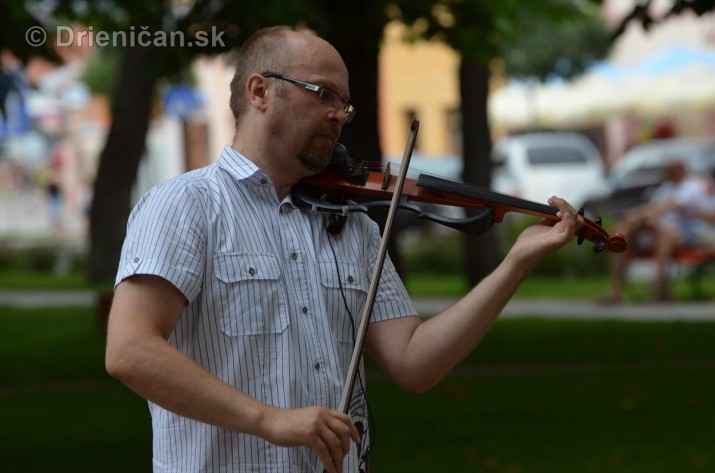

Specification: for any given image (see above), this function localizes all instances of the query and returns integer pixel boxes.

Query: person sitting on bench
[604,159,708,302]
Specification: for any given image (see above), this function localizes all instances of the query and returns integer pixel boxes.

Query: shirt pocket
[213,252,288,336]
[318,259,368,343]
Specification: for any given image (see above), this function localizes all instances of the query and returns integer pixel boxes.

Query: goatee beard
[297,140,334,173]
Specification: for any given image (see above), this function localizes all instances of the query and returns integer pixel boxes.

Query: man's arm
[106,275,359,473]
[364,197,578,393]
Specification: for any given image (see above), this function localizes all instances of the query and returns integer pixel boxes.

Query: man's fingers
[316,412,360,473]
[326,414,358,471]
[319,429,344,473]
[348,419,361,444]
[331,412,361,447]
[314,440,337,473]
[260,407,360,473]
[548,195,580,233]
[548,195,577,217]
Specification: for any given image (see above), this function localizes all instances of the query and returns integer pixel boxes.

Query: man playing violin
[105,25,581,473]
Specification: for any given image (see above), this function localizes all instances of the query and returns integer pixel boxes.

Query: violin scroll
[574,208,626,253]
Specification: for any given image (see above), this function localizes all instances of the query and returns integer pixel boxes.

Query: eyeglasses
[262,72,356,123]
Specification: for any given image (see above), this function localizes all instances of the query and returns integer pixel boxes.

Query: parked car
[490,131,609,209]
[583,138,715,217]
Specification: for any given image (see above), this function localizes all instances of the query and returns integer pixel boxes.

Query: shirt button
[290,252,298,261]
[132,257,140,263]
[347,275,354,283]
[248,267,256,276]
[314,362,321,370]
[302,306,308,314]
[260,177,268,184]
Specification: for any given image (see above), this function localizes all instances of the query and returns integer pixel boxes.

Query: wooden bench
[633,246,715,298]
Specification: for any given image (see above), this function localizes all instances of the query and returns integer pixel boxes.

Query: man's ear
[246,74,269,112]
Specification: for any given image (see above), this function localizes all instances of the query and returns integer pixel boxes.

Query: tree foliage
[498,7,611,82]
[611,0,715,39]
[0,1,59,63]
[391,0,610,80]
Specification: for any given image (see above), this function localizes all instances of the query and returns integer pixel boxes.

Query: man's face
[294,104,343,173]
[269,35,351,175]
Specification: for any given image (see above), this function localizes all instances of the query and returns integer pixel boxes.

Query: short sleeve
[360,215,417,322]
[115,177,206,303]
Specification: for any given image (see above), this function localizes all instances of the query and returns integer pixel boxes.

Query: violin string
[379,160,579,212]
[324,215,375,470]
[380,160,467,183]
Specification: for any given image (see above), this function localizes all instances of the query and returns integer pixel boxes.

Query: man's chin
[298,150,332,174]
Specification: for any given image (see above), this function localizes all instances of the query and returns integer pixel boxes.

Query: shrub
[0,244,87,274]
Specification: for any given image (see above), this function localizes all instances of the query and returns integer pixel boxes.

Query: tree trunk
[88,46,158,328]
[459,58,499,285]
[333,41,381,164]
[327,27,407,276]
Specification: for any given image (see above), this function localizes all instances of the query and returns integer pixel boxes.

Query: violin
[294,143,627,253]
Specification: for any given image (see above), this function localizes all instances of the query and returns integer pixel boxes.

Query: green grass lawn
[0,268,90,290]
[2,305,714,472]
[367,319,715,472]
[3,263,714,301]
[0,306,152,472]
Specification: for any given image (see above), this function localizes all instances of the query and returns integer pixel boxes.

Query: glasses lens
[319,88,355,122]
[344,105,355,123]
[318,88,340,109]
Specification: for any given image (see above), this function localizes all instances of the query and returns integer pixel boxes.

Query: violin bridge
[381,164,391,190]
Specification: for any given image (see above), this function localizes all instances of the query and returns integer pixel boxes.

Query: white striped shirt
[116,146,417,472]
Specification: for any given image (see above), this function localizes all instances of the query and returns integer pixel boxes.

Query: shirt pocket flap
[213,252,281,283]
[318,260,367,292]
[212,252,286,336]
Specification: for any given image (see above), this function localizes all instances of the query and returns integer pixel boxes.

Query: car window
[704,148,715,172]
[527,146,589,165]
[614,141,715,186]
[621,165,664,187]
[687,146,715,174]
[491,149,508,170]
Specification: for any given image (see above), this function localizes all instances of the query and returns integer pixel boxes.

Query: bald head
[229,26,348,128]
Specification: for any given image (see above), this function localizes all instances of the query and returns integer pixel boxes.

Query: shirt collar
[218,145,270,185]
[218,145,297,208]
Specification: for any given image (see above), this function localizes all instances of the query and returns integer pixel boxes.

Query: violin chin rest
[326,213,348,235]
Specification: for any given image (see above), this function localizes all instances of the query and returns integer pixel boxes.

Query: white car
[491,132,609,210]
[583,138,715,216]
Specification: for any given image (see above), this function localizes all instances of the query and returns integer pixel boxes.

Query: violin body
[294,143,627,253]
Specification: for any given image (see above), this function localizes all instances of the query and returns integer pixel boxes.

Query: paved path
[415,297,715,321]
[0,289,96,309]
[1,290,713,321]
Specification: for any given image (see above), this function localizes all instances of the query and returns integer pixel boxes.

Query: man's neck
[231,139,303,201]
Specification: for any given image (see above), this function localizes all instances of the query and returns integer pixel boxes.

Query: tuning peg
[577,207,586,245]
